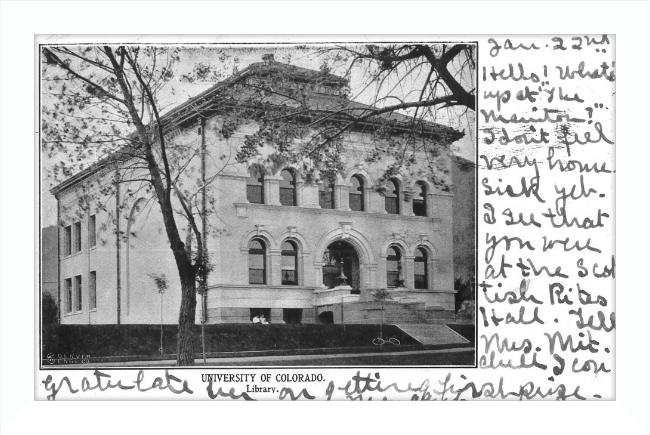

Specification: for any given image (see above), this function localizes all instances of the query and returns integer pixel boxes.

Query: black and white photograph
[2,0,648,432]
[39,42,477,368]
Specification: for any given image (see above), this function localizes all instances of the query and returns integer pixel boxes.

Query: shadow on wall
[43,292,59,325]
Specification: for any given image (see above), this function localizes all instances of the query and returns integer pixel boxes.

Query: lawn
[42,323,421,360]
[197,349,476,366]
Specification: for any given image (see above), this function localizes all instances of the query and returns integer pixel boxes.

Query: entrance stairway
[340,300,456,325]
[337,301,469,345]
[338,300,469,346]
[397,324,469,346]
[341,301,421,324]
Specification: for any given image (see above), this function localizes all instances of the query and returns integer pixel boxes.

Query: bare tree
[42,44,474,366]
[234,43,474,189]
[327,43,475,111]
[42,46,224,365]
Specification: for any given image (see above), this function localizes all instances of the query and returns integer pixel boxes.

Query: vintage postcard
[3,0,650,432]
[34,33,616,405]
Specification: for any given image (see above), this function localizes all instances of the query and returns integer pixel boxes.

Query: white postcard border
[0,1,647,434]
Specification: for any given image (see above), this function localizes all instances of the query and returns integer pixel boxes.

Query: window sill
[235,202,440,222]
[211,284,317,291]
[63,251,83,260]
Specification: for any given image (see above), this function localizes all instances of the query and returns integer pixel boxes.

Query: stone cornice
[234,202,442,223]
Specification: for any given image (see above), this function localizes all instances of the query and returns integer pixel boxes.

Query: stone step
[344,315,422,323]
[396,324,469,346]
[343,308,422,324]
[338,299,456,325]
[422,309,456,321]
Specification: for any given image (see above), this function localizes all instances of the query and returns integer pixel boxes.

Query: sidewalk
[50,346,474,368]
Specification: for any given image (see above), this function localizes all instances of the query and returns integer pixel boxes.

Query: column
[269,249,282,286]
[426,192,435,218]
[359,264,368,289]
[378,254,388,287]
[403,255,415,289]
[402,186,415,216]
[432,259,442,291]
[270,308,284,323]
[363,186,372,212]
[264,175,282,206]
[301,182,321,208]
[313,263,327,288]
[367,264,378,289]
[336,183,351,211]
[295,180,305,206]
[428,258,436,291]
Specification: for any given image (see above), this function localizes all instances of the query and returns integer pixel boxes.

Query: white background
[1,1,648,434]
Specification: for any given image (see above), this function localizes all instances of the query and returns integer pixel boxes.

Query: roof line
[50,60,465,197]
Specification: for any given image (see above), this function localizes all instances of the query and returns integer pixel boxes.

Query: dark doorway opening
[283,308,303,324]
[318,311,334,324]
[250,308,271,322]
[322,240,360,290]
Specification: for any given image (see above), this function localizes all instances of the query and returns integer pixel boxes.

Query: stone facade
[52,58,466,325]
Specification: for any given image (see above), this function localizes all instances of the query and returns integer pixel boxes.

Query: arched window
[281,240,298,285]
[319,179,335,209]
[414,247,428,289]
[279,169,296,206]
[385,179,400,214]
[246,166,264,204]
[349,175,364,212]
[386,245,402,288]
[248,239,266,284]
[413,182,427,217]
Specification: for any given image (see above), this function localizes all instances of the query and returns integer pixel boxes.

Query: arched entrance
[322,240,360,290]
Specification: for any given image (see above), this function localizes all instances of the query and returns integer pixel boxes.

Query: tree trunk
[177,275,197,366]
[380,300,384,347]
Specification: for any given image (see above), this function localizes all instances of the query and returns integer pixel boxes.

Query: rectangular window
[281,254,297,285]
[89,271,97,310]
[246,185,263,204]
[64,226,72,257]
[248,251,265,284]
[413,199,426,217]
[64,278,72,313]
[349,193,363,212]
[249,269,265,284]
[279,187,295,206]
[250,308,271,323]
[89,215,96,248]
[386,271,400,288]
[385,197,398,215]
[414,264,427,289]
[281,270,297,285]
[74,275,82,311]
[387,259,400,288]
[73,222,82,253]
[283,308,303,324]
[319,185,334,209]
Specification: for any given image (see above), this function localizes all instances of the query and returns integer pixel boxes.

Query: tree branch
[42,48,126,105]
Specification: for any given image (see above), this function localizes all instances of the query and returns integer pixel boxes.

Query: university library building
[50,55,473,328]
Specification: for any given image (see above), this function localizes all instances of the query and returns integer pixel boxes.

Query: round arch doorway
[322,240,360,291]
